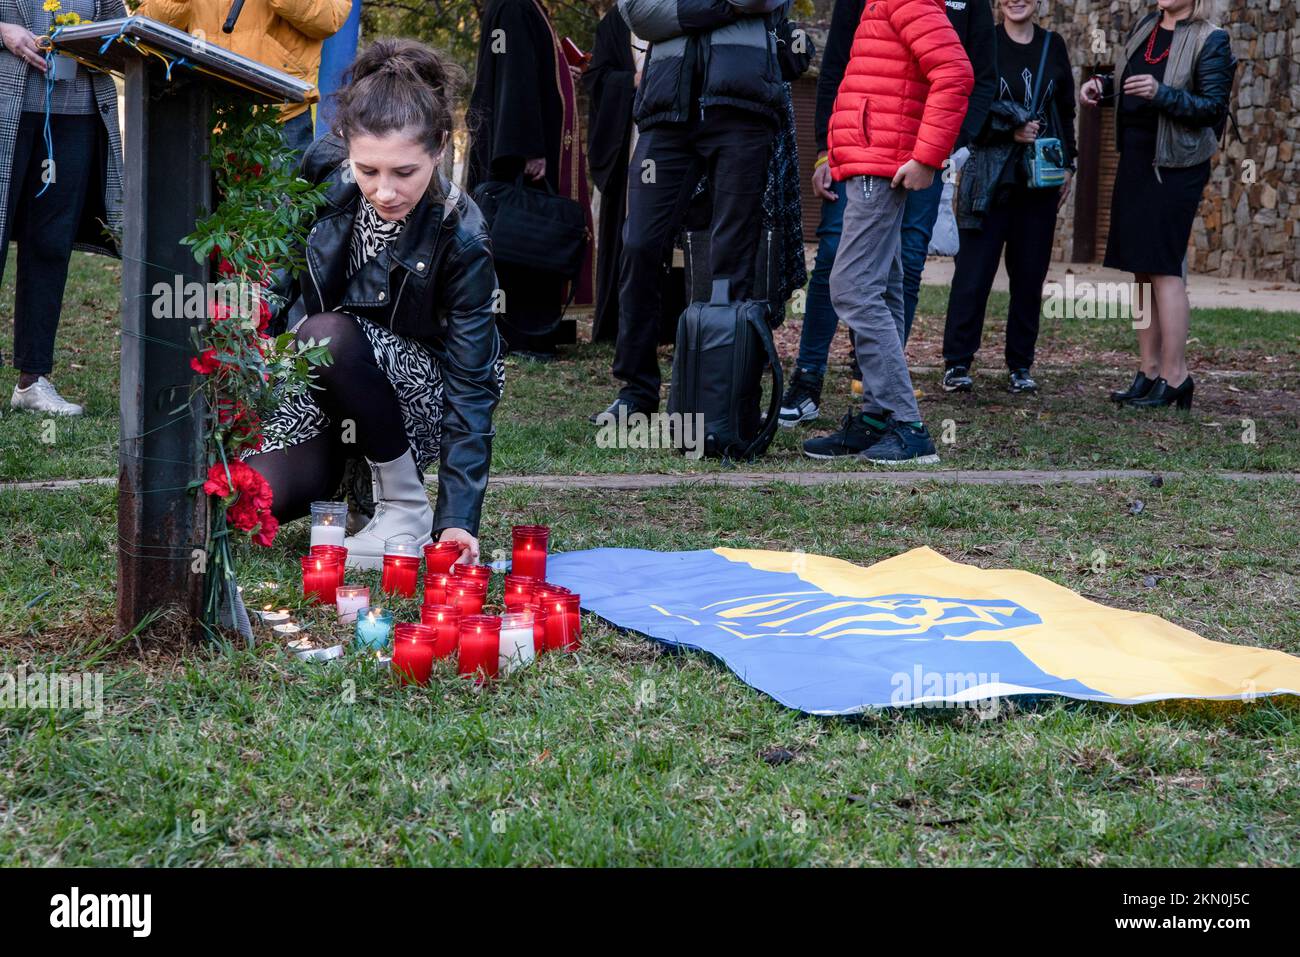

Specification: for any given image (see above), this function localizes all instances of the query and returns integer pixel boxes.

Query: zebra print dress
[258,195,506,511]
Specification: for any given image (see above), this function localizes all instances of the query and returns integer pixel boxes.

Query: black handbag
[470,175,589,278]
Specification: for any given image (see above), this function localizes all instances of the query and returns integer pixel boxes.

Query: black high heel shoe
[1128,375,1194,410]
[1110,370,1157,403]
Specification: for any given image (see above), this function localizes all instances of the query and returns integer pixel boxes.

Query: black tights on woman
[245,312,410,522]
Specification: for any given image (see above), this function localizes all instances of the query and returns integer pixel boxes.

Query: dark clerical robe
[583,8,684,344]
[467,0,570,353]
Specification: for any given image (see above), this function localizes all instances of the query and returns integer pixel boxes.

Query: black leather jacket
[269,134,503,537]
[1100,16,1236,167]
[955,100,1029,231]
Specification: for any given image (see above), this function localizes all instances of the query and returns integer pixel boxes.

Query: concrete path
[919,257,1300,314]
[6,469,1297,495]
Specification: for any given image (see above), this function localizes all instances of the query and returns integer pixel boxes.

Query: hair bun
[334,38,464,157]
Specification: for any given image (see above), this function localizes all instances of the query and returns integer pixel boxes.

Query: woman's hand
[524,157,547,181]
[811,153,835,201]
[1123,74,1159,100]
[1,23,47,72]
[1013,120,1041,145]
[439,527,480,566]
[1080,76,1104,107]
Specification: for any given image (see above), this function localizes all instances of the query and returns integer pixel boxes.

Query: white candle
[258,607,291,625]
[498,613,535,675]
[273,622,305,637]
[310,522,346,548]
[336,585,370,625]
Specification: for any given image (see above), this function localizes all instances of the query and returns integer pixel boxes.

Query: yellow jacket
[134,0,352,120]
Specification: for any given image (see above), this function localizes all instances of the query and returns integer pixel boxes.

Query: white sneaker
[11,376,83,416]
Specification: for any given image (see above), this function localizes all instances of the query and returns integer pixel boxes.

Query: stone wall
[1045,0,1299,282]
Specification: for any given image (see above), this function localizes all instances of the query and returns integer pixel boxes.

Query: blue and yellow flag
[545,547,1300,713]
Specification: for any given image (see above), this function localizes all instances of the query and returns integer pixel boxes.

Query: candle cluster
[387,523,580,685]
[285,519,577,685]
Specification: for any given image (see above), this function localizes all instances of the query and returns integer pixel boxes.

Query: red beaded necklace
[1144,26,1171,65]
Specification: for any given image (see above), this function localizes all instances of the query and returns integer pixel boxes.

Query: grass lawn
[1,249,1299,866]
[2,476,1299,866]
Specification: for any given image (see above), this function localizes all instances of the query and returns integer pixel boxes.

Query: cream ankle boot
[344,450,433,570]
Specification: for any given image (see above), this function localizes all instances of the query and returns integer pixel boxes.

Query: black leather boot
[1110,370,1157,403]
[1128,376,1194,410]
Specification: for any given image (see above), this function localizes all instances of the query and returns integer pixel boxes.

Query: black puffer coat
[618,0,787,130]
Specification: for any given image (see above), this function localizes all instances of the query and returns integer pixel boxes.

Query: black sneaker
[861,421,941,465]
[1008,368,1038,393]
[802,410,888,459]
[778,368,824,427]
[943,366,973,392]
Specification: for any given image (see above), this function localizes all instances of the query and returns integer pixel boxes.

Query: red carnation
[202,463,232,498]
[228,496,258,532]
[190,348,221,375]
[252,513,279,547]
[202,462,276,545]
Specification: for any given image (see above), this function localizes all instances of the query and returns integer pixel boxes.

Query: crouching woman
[245,38,505,568]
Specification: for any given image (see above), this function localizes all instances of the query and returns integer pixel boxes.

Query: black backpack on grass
[667,278,783,462]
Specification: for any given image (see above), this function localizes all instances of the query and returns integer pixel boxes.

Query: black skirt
[1103,125,1211,277]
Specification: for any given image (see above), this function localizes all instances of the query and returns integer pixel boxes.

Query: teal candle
[353,606,394,652]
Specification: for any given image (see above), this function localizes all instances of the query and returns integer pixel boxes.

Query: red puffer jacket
[828,0,974,180]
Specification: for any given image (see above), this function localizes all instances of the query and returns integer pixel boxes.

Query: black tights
[245,312,410,522]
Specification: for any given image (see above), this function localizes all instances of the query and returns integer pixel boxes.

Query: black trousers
[942,183,1061,372]
[613,107,774,409]
[244,312,412,522]
[1,112,98,376]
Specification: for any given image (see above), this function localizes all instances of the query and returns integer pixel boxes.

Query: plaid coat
[0,0,125,257]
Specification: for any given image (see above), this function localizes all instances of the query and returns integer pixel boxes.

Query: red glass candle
[533,583,570,611]
[419,603,460,657]
[511,525,549,581]
[310,544,348,588]
[392,623,437,685]
[525,603,549,654]
[503,574,538,612]
[542,597,573,652]
[559,592,581,649]
[449,579,487,616]
[457,615,501,682]
[380,554,419,598]
[424,540,462,576]
[451,562,493,583]
[423,572,450,606]
[301,555,340,604]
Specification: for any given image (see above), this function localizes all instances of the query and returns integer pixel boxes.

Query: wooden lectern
[51,17,316,638]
